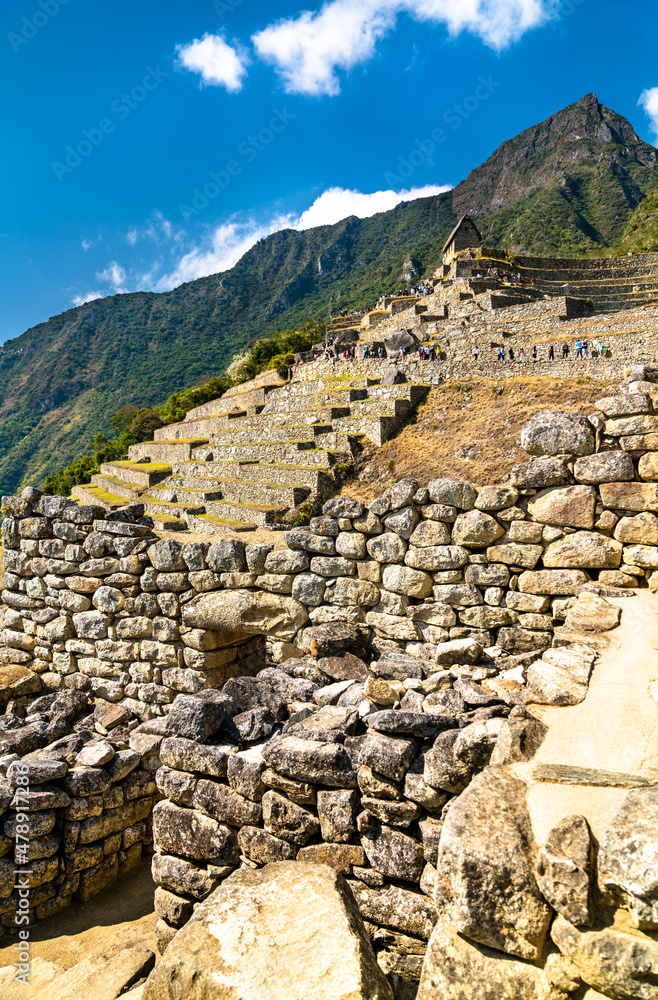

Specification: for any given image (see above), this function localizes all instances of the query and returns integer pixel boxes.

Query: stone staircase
[74,372,428,533]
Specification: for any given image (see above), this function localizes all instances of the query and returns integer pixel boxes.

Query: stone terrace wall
[0,706,158,934]
[0,498,265,721]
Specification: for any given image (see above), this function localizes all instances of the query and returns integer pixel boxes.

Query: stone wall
[0,699,157,932]
[5,365,658,969]
[0,498,265,721]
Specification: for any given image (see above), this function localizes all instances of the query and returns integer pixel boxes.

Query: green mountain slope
[614,186,658,253]
[1,93,657,496]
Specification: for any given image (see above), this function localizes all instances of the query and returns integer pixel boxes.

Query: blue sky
[1,0,657,344]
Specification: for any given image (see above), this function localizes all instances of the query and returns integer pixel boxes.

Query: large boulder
[182,590,308,641]
[436,768,551,960]
[597,787,658,930]
[542,532,622,570]
[527,486,597,529]
[417,918,555,1000]
[551,913,658,1000]
[385,329,419,355]
[143,862,393,1000]
[521,412,595,457]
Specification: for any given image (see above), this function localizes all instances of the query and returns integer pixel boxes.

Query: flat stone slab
[532,764,658,788]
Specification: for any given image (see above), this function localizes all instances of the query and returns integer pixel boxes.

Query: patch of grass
[339,374,618,501]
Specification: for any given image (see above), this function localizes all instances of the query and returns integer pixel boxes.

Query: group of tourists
[363,345,386,359]
[491,339,609,363]
[409,281,434,296]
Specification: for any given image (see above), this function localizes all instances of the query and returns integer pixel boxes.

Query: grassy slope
[341,375,619,501]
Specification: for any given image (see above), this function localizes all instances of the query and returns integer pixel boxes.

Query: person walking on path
[548,345,554,361]
[532,345,538,361]
[562,342,569,359]
[508,348,515,362]
[576,340,583,359]
[473,346,480,363]
[518,346,525,361]
[583,339,589,358]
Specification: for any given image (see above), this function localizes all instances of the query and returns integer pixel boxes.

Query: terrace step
[183,512,258,535]
[91,474,146,500]
[193,442,347,467]
[100,461,171,487]
[198,499,286,527]
[129,439,209,463]
[170,462,334,490]
[206,425,333,445]
[216,479,311,508]
[72,484,186,530]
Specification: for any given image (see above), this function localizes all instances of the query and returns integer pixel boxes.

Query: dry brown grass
[341,374,620,504]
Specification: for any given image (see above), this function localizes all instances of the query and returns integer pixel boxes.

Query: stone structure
[4,368,658,995]
[0,694,157,929]
[440,215,482,265]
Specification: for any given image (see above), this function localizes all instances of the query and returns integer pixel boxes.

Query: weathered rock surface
[527,486,597,529]
[536,815,593,925]
[597,787,658,929]
[143,861,393,1000]
[565,593,621,633]
[543,532,623,570]
[525,647,596,706]
[182,590,308,640]
[521,411,595,457]
[551,913,658,1000]
[417,918,555,1000]
[436,768,551,960]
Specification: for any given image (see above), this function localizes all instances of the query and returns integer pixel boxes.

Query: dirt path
[513,590,658,844]
[0,860,157,995]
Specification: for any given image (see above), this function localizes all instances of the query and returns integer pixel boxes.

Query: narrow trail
[513,589,658,845]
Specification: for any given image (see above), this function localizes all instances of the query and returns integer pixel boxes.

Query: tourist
[562,342,569,358]
[508,348,515,362]
[583,339,589,358]
[473,346,480,362]
[497,347,504,363]
[532,345,538,361]
[430,346,436,361]
[575,340,583,359]
[518,346,525,360]
[548,345,554,361]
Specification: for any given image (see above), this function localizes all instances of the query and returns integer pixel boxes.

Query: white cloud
[294,183,452,228]
[639,87,658,141]
[72,290,103,307]
[155,218,290,290]
[253,0,553,96]
[177,33,249,92]
[155,183,452,289]
[96,261,127,293]
[81,239,93,252]
[125,211,181,247]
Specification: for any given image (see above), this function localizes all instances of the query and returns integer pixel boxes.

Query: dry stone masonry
[3,364,658,995]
